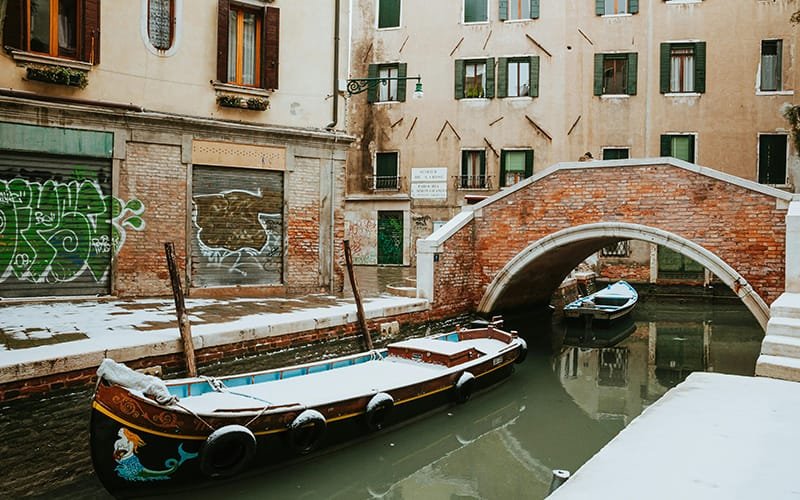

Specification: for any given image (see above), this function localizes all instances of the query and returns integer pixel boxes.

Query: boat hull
[90,338,521,497]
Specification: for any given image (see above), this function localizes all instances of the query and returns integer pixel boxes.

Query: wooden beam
[483,30,492,50]
[399,35,410,53]
[525,114,553,142]
[578,28,593,46]
[568,115,582,136]
[450,37,465,57]
[165,242,197,377]
[344,240,373,351]
[489,116,504,126]
[525,33,552,58]
[484,137,499,158]
[406,116,418,140]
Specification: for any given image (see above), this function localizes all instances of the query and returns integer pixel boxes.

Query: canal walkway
[549,371,800,500]
[0,266,425,386]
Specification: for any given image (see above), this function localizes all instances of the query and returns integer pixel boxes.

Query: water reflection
[0,298,763,499]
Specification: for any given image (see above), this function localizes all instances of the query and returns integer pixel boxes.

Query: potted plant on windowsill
[216,94,269,111]
[25,65,88,88]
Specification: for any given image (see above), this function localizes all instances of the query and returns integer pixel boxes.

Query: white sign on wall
[411,167,448,183]
[411,167,448,199]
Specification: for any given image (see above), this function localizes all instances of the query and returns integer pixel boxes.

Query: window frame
[660,133,697,163]
[226,4,263,88]
[376,0,401,29]
[500,0,540,21]
[460,149,488,190]
[455,58,495,99]
[142,0,182,56]
[215,1,279,91]
[367,62,408,103]
[463,0,489,24]
[596,0,638,15]
[27,0,81,59]
[374,151,400,190]
[594,52,637,96]
[602,147,630,160]
[499,148,533,188]
[757,133,789,186]
[146,0,175,52]
[660,41,705,95]
[759,39,782,93]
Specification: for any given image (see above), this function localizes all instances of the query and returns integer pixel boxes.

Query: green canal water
[0,297,762,499]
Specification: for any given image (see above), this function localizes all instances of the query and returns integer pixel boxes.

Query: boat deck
[172,337,508,414]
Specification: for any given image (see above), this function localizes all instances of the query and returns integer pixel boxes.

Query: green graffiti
[0,176,146,284]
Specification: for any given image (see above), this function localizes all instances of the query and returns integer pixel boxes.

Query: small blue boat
[563,281,639,322]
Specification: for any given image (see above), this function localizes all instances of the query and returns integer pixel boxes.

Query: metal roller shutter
[191,165,284,287]
[0,152,113,297]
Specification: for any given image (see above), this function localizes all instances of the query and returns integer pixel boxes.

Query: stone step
[761,335,800,358]
[765,317,800,339]
[755,354,800,382]
[769,293,800,320]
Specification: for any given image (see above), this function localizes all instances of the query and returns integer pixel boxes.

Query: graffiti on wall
[192,189,282,277]
[345,218,377,265]
[0,177,145,284]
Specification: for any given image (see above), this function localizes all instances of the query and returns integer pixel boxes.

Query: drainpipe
[326,0,341,130]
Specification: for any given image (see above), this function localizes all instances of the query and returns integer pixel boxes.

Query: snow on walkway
[549,372,800,500]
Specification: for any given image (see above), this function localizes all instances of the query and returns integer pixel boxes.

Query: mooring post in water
[343,240,373,350]
[548,469,570,495]
[165,242,197,377]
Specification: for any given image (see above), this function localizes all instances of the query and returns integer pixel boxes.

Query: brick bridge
[415,158,800,380]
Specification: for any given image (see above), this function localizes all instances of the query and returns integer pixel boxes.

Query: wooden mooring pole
[164,242,197,377]
[343,240,373,350]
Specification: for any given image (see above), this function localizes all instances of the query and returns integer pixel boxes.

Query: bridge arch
[477,222,770,330]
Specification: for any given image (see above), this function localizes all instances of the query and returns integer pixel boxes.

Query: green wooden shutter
[454,60,465,99]
[627,53,638,95]
[660,135,672,157]
[397,63,408,101]
[594,54,604,95]
[687,136,696,163]
[660,43,671,93]
[497,58,508,98]
[485,58,495,98]
[524,150,534,178]
[596,0,605,15]
[499,152,507,187]
[367,64,379,103]
[499,0,508,21]
[531,0,540,19]
[479,151,486,178]
[694,42,706,93]
[461,151,469,176]
[630,0,639,14]
[530,56,540,97]
[378,0,401,29]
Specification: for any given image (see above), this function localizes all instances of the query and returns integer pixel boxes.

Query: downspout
[326,0,341,130]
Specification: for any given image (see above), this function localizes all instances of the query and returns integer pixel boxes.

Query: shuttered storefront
[191,165,284,287]
[0,152,113,297]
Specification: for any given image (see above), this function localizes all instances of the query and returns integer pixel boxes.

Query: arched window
[148,0,174,50]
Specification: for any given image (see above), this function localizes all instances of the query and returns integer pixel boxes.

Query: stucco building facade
[0,0,352,299]
[345,0,799,269]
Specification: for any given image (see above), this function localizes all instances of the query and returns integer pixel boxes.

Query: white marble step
[766,316,800,338]
[761,335,800,358]
[769,293,800,320]
[755,354,800,382]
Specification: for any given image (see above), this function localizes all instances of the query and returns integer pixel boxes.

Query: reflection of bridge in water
[416,158,800,380]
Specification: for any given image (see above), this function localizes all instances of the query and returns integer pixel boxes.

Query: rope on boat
[198,375,277,430]
[173,400,215,431]
[369,350,382,361]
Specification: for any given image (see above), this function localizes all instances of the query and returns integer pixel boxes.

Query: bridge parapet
[416,158,800,381]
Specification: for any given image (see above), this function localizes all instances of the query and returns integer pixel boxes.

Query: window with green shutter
[497,56,539,98]
[660,42,706,94]
[594,53,637,96]
[500,0,539,20]
[367,63,408,103]
[460,150,488,189]
[760,40,782,92]
[464,0,488,23]
[500,149,533,187]
[375,152,399,189]
[597,0,638,15]
[377,0,401,29]
[660,135,695,163]
[602,148,630,160]
[456,59,495,99]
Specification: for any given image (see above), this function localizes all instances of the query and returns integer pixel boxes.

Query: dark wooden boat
[90,319,527,497]
[563,280,638,322]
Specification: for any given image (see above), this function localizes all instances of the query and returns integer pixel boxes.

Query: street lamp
[346,75,424,99]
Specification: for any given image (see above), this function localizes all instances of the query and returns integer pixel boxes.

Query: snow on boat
[90,319,527,497]
[563,280,639,322]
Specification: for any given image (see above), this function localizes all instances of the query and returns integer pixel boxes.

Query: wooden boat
[560,314,637,348]
[90,319,527,497]
[563,281,638,322]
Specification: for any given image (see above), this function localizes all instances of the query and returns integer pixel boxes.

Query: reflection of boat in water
[564,281,638,323]
[561,315,637,348]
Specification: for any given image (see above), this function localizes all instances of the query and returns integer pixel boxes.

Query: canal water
[0,295,761,499]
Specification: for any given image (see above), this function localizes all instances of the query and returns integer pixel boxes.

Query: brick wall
[116,142,186,296]
[431,163,787,313]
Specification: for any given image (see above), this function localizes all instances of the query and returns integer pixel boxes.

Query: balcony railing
[366,175,405,191]
[453,175,493,190]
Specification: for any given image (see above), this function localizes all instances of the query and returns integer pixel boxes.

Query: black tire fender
[286,409,326,455]
[515,338,528,364]
[454,371,475,404]
[364,392,394,431]
[200,424,256,478]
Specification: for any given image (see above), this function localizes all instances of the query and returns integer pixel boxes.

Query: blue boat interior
[167,332,462,398]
